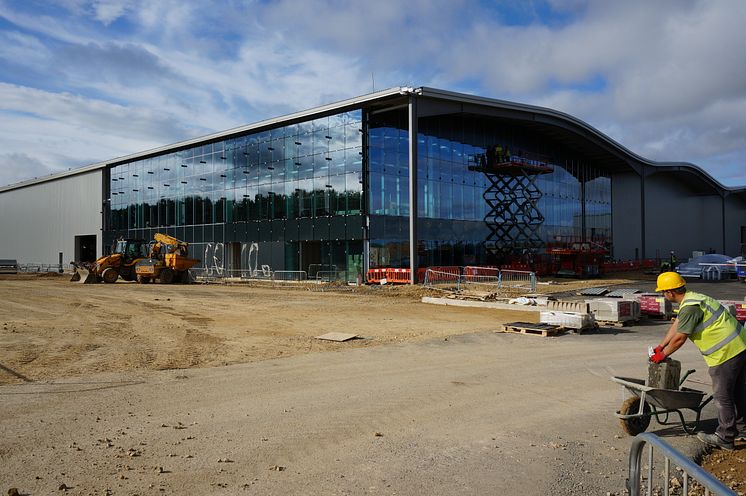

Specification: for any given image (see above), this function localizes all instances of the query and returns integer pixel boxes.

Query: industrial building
[1,86,745,281]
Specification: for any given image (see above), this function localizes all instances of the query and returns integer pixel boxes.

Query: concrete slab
[421,296,542,312]
[315,332,359,342]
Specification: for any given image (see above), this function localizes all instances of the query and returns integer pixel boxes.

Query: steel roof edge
[0,86,407,194]
[417,86,746,195]
[2,85,744,196]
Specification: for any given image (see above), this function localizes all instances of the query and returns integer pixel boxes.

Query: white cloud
[0,153,58,186]
[0,30,52,66]
[0,83,206,187]
[0,0,745,188]
[91,0,129,25]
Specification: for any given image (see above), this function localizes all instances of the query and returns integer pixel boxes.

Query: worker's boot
[697,432,735,451]
[736,431,746,442]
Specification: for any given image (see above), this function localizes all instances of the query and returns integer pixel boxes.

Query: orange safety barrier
[366,267,412,284]
[463,265,499,276]
[501,263,532,272]
[601,259,658,272]
[385,268,411,283]
[366,268,387,283]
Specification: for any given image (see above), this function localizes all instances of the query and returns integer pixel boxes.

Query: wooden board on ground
[315,332,359,342]
[499,322,564,337]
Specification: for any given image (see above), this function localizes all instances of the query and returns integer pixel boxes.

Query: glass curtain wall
[535,161,612,248]
[107,110,365,280]
[368,108,411,268]
[367,111,612,269]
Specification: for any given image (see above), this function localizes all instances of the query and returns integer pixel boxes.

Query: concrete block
[539,311,595,330]
[547,300,588,313]
[637,293,673,318]
[586,298,640,322]
[647,359,681,390]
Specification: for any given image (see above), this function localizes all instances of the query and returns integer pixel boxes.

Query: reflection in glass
[107,110,366,279]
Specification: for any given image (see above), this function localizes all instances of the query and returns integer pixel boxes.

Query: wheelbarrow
[611,369,714,436]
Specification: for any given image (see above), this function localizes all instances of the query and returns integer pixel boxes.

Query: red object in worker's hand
[654,345,664,354]
[650,349,667,363]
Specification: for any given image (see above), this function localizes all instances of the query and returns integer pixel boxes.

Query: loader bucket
[72,267,97,283]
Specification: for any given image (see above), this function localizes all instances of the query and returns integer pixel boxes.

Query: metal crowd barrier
[422,269,461,290]
[188,267,357,285]
[271,270,308,282]
[315,270,340,282]
[500,269,538,291]
[626,433,735,496]
[17,263,64,273]
[190,267,274,283]
[423,267,537,293]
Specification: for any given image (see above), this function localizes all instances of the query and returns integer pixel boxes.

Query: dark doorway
[300,241,322,277]
[75,235,97,262]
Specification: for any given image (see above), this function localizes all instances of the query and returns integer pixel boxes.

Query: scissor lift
[469,147,553,259]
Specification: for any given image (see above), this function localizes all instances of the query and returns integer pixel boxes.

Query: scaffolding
[469,147,553,259]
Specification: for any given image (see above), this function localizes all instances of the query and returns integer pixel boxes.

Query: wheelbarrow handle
[679,369,696,387]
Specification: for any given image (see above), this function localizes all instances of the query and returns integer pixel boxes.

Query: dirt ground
[0,273,651,383]
[0,274,542,383]
[1,273,744,494]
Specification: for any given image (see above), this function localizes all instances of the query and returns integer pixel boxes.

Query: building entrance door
[300,241,321,277]
[75,235,97,262]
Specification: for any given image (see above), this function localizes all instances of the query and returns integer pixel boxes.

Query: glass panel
[105,107,363,279]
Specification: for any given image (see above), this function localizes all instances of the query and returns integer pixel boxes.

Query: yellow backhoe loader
[71,238,148,283]
[135,233,198,284]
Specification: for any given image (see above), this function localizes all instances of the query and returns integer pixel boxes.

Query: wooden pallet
[596,319,638,328]
[500,322,565,337]
[640,313,675,321]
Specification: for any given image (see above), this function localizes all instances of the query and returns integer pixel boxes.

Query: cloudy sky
[1,0,745,188]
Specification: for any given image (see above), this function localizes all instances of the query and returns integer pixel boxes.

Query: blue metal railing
[627,432,735,496]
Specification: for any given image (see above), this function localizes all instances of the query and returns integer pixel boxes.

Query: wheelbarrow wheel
[619,396,651,436]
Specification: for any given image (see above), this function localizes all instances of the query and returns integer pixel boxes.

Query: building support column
[722,193,727,254]
[408,95,418,284]
[640,165,646,259]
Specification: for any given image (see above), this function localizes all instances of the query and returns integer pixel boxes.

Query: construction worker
[492,145,504,164]
[650,272,746,450]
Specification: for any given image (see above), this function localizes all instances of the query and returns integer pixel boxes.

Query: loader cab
[112,239,148,263]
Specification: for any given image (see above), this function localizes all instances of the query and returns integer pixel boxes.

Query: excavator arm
[154,233,186,247]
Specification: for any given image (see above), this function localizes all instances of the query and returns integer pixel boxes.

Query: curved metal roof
[2,85,744,197]
[415,87,746,197]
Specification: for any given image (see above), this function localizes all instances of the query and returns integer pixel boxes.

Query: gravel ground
[0,275,744,495]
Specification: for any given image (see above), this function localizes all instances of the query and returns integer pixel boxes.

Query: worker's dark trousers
[709,350,746,442]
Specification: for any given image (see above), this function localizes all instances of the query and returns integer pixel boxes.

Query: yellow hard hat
[655,271,686,292]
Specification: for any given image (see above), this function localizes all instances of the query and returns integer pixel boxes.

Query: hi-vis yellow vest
[680,291,746,367]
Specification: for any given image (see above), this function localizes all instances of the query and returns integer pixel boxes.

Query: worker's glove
[650,348,667,364]
[653,345,664,354]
